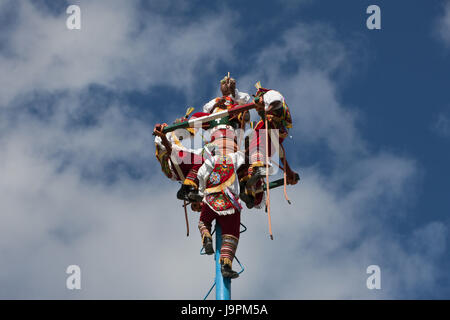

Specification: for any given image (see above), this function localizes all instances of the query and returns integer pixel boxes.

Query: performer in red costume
[153,112,209,200]
[196,129,245,279]
[240,83,298,209]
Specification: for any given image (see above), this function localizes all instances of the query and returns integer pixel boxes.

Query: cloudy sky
[0,0,449,299]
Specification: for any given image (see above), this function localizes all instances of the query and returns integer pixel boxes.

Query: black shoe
[239,192,254,209]
[177,184,196,200]
[221,263,239,279]
[203,236,214,255]
[188,191,203,202]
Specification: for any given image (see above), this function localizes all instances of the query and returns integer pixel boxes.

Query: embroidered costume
[153,74,299,280]
[197,129,245,275]
[154,113,209,189]
[249,89,292,167]
[243,87,293,208]
[198,150,245,215]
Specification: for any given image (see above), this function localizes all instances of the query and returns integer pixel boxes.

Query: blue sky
[0,0,450,299]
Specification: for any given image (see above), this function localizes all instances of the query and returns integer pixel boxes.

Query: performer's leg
[217,210,241,278]
[178,152,203,200]
[198,204,217,255]
[176,159,201,200]
[185,163,203,202]
[247,124,274,187]
[251,180,266,209]
[198,205,215,237]
[244,127,265,205]
[184,159,202,188]
[218,210,241,240]
[248,125,265,174]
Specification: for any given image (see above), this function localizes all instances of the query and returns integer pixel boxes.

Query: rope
[203,281,216,300]
[264,115,273,240]
[280,144,291,205]
[183,199,189,237]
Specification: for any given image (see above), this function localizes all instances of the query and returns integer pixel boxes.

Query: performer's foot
[203,236,214,255]
[177,184,196,200]
[239,192,254,209]
[188,191,203,203]
[221,263,239,279]
[246,166,267,188]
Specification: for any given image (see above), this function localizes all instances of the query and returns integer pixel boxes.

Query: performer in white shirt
[194,128,245,279]
[202,74,251,114]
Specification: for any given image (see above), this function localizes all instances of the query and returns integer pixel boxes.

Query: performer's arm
[202,98,217,113]
[234,89,251,105]
[255,90,284,114]
[233,150,246,170]
[153,123,172,154]
[197,158,214,196]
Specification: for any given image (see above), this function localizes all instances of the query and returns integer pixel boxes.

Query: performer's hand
[286,169,299,185]
[255,97,265,112]
[216,97,226,107]
[153,124,163,136]
[153,123,168,138]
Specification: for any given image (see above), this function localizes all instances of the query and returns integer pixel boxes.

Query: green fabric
[209,115,230,128]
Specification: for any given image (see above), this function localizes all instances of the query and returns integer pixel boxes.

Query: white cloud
[233,23,447,299]
[433,112,450,137]
[436,1,450,46]
[0,0,237,106]
[0,0,238,298]
[238,24,363,158]
[0,2,447,299]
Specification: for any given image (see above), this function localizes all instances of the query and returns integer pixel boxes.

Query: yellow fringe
[183,179,198,188]
[251,161,264,169]
[205,172,236,194]
[155,145,167,161]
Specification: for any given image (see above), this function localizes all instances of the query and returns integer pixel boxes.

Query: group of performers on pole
[153,74,299,279]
